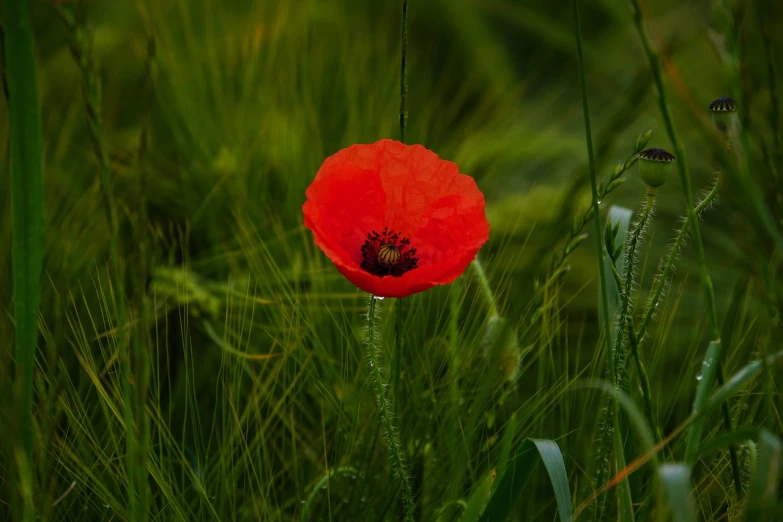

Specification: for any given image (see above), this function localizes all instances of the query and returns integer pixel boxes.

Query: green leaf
[4,1,45,520]
[696,427,760,458]
[658,464,696,522]
[478,439,571,522]
[599,206,632,344]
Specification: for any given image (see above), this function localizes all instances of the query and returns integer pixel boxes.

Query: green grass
[1,0,782,521]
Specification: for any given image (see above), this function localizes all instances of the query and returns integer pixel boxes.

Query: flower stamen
[361,227,418,277]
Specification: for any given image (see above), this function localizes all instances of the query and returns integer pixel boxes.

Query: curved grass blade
[300,466,357,521]
[658,464,696,522]
[478,439,571,522]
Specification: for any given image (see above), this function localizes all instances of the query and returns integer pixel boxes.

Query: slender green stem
[394,0,409,419]
[366,297,414,521]
[5,0,44,520]
[470,259,499,317]
[399,0,408,144]
[756,0,781,171]
[628,1,743,498]
[573,2,633,519]
[573,0,613,384]
[548,153,640,284]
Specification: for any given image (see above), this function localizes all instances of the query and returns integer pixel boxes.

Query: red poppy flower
[303,139,490,298]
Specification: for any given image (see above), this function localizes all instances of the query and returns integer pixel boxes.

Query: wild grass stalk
[394,0,409,416]
[627,0,743,498]
[57,5,148,518]
[365,297,415,521]
[572,1,634,519]
[4,0,44,520]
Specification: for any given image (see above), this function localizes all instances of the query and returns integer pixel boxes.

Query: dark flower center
[361,227,418,277]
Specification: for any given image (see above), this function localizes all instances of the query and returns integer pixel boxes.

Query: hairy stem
[637,180,720,341]
[366,297,414,521]
[617,192,658,440]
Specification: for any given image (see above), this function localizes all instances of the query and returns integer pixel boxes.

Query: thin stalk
[4,0,44,520]
[628,0,742,497]
[573,1,633,519]
[470,259,499,317]
[548,153,640,287]
[57,5,143,516]
[394,0,408,416]
[366,297,414,521]
[399,0,408,144]
[755,0,781,171]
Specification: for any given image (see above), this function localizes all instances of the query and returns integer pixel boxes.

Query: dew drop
[373,296,385,301]
[300,500,306,504]
[696,373,703,381]
[597,199,603,205]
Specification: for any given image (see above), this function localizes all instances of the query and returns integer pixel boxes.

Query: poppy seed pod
[709,96,737,133]
[638,148,675,188]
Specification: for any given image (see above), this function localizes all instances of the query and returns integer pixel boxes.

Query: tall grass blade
[478,438,571,522]
[684,340,722,463]
[4,0,44,520]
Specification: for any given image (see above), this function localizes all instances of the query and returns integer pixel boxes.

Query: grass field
[1,0,782,520]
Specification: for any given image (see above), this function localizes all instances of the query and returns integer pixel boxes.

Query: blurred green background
[1,0,781,520]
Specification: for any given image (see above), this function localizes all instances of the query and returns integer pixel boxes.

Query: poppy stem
[470,259,499,318]
[366,296,415,521]
[400,0,408,143]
